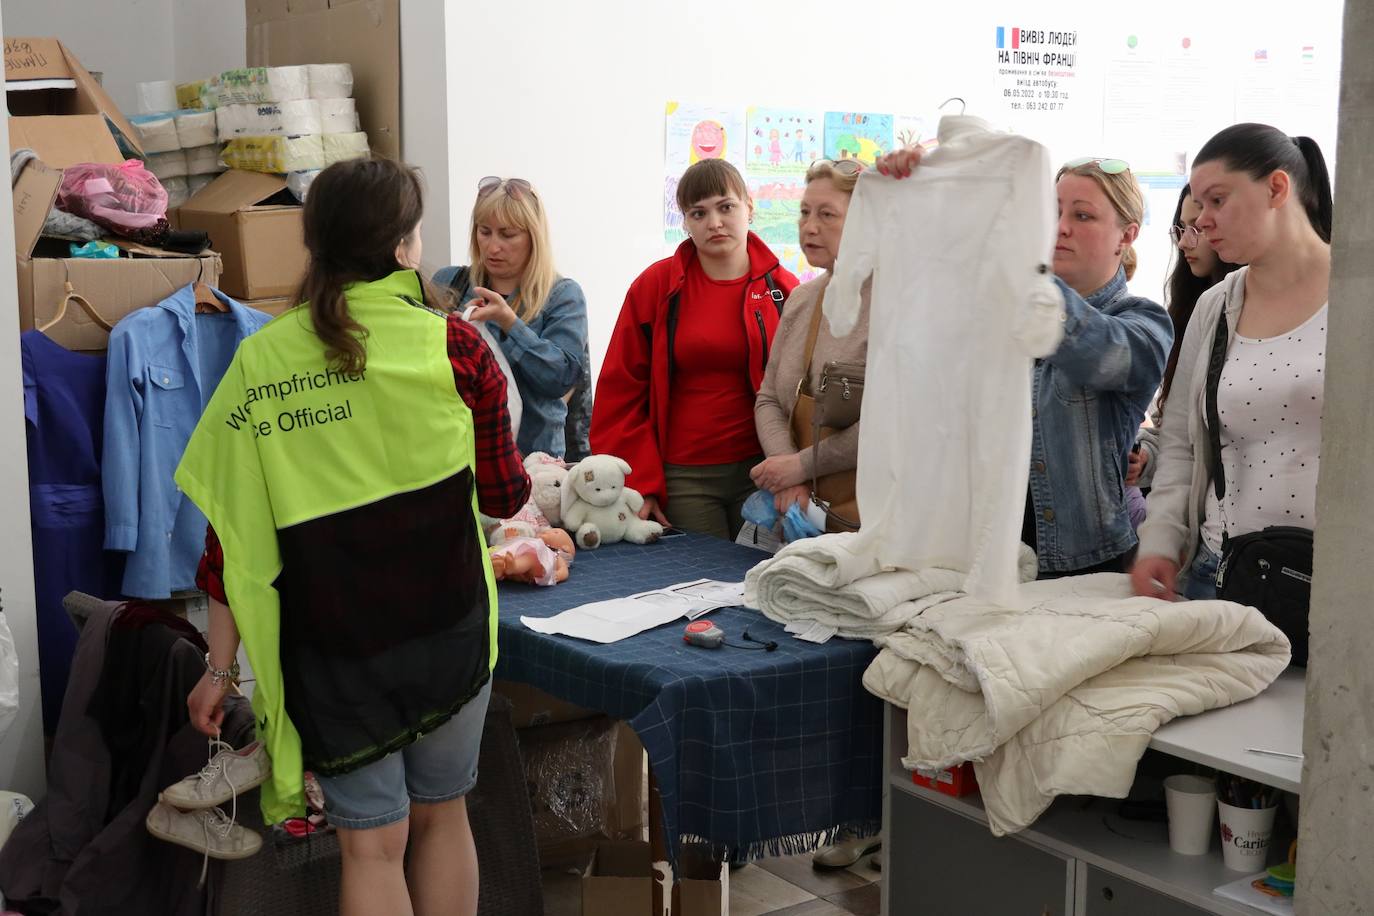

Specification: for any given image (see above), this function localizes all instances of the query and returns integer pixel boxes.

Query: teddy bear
[487,452,570,547]
[490,528,576,586]
[559,454,663,549]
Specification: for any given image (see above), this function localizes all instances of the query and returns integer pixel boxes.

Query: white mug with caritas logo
[1217,799,1278,870]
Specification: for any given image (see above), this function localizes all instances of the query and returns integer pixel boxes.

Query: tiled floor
[541,850,882,916]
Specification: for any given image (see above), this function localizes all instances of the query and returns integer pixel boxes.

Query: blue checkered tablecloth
[494,532,882,863]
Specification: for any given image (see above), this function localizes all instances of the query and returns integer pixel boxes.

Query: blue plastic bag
[743,489,824,543]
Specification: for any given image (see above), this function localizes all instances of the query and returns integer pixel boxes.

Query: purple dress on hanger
[21,331,123,732]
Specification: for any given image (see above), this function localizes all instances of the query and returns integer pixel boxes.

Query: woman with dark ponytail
[1133,124,1332,602]
[179,158,530,914]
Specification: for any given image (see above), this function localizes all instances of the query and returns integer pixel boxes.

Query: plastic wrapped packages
[187,173,216,197]
[174,110,218,148]
[162,175,190,210]
[130,114,181,154]
[145,149,189,180]
[176,80,211,110]
[307,63,354,99]
[220,135,326,173]
[322,131,370,166]
[318,98,359,134]
[217,66,309,105]
[184,144,227,176]
[518,718,619,848]
[55,160,169,235]
[136,80,178,115]
[286,169,320,203]
[216,100,322,141]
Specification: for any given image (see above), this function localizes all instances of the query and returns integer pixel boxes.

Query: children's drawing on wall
[746,107,822,177]
[770,243,822,284]
[894,114,933,150]
[824,111,895,165]
[747,178,806,247]
[665,101,746,242]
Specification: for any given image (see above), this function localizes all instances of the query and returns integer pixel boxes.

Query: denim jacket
[1028,269,1172,572]
[104,286,271,597]
[435,267,589,458]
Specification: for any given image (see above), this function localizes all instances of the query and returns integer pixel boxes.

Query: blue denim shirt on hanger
[103,286,271,597]
[1028,268,1173,573]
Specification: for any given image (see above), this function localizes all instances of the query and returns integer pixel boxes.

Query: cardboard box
[912,761,979,797]
[581,840,653,916]
[496,679,599,729]
[17,249,223,352]
[11,158,62,260]
[674,844,727,916]
[246,0,399,160]
[4,37,141,165]
[177,170,307,300]
[241,295,295,316]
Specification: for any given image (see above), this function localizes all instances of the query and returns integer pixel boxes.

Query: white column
[401,0,455,269]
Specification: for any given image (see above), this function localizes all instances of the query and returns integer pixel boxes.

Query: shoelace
[196,807,238,886]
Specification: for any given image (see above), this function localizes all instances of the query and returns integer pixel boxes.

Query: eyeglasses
[1170,224,1203,249]
[477,176,536,201]
[1063,157,1131,175]
[808,158,865,175]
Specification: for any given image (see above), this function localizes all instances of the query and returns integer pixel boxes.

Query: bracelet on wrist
[205,651,240,688]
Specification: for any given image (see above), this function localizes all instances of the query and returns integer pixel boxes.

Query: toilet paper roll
[307,63,354,100]
[287,170,321,203]
[136,80,178,115]
[221,135,326,173]
[217,66,310,105]
[217,101,322,140]
[279,100,323,136]
[317,98,359,134]
[175,111,218,148]
[131,115,181,153]
[176,80,209,111]
[146,149,190,180]
[187,174,216,198]
[322,131,370,166]
[185,145,227,176]
[162,176,190,210]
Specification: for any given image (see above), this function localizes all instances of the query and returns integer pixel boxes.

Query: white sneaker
[160,740,270,810]
[145,801,263,861]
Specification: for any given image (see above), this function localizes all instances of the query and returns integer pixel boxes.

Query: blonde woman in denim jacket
[876,152,1172,576]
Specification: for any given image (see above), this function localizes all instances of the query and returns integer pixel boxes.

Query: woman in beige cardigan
[751,159,871,530]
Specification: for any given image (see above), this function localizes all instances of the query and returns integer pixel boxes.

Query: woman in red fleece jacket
[591,159,798,540]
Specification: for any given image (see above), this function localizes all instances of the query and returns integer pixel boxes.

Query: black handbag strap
[1204,309,1230,502]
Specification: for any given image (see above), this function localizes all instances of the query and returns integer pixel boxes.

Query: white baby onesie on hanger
[824,115,1063,606]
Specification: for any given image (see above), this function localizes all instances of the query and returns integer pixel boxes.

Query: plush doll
[487,452,570,547]
[490,528,576,586]
[560,455,664,549]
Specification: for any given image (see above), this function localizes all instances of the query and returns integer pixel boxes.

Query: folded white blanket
[863,573,1291,835]
[744,532,1036,639]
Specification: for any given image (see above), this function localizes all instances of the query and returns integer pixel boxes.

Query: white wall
[0,1,50,802]
[172,0,246,84]
[447,0,1344,381]
[402,0,454,268]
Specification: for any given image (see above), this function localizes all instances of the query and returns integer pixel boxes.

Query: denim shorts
[318,680,491,830]
[1177,541,1221,601]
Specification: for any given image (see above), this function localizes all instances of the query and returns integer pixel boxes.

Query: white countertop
[1149,668,1305,793]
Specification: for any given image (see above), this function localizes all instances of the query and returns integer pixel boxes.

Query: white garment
[862,574,1291,835]
[475,321,523,441]
[1202,305,1326,550]
[823,116,1064,605]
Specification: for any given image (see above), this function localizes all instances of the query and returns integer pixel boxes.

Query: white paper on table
[1213,874,1293,915]
[521,594,691,644]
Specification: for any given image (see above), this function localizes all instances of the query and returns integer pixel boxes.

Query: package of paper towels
[136,80,178,115]
[318,98,359,134]
[221,135,325,173]
[307,64,353,100]
[146,149,189,180]
[322,132,370,166]
[217,101,322,140]
[175,111,218,148]
[185,145,227,176]
[217,66,309,105]
[130,114,181,154]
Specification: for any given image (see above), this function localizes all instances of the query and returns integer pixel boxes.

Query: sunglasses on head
[1063,157,1131,175]
[477,176,535,201]
[809,158,865,175]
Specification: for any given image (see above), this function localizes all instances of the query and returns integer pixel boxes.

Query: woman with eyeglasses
[592,159,799,540]
[752,158,868,530]
[1133,124,1332,601]
[437,176,589,458]
[876,149,1172,576]
[1126,185,1242,492]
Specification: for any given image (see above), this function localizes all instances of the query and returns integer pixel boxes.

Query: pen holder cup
[1218,799,1277,871]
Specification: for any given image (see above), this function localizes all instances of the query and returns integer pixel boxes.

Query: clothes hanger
[36,271,114,335]
[192,260,227,314]
[939,97,967,115]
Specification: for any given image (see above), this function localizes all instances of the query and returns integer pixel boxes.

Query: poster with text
[665,101,746,243]
[823,112,894,165]
[989,22,1091,158]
